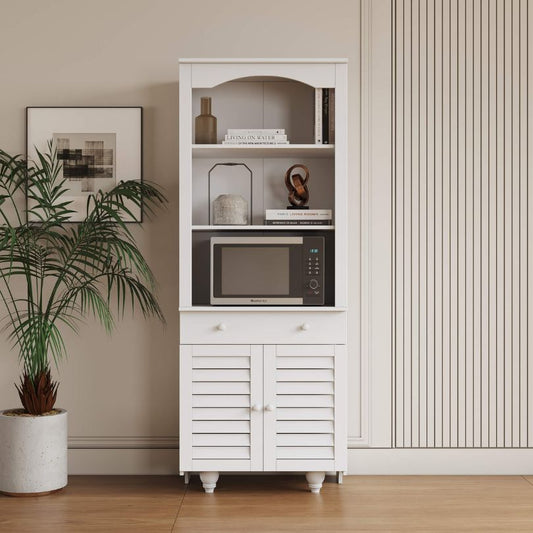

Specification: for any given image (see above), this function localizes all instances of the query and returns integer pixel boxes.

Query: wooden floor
[2,475,533,532]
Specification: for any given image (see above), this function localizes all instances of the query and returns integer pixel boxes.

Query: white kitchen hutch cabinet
[178,59,348,493]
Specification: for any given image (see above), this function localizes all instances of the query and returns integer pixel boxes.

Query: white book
[265,215,333,221]
[227,128,285,135]
[222,140,290,145]
[265,219,333,225]
[224,134,287,141]
[315,89,322,144]
[265,209,332,219]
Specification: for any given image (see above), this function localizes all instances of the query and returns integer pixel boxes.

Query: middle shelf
[192,225,335,231]
[192,144,335,159]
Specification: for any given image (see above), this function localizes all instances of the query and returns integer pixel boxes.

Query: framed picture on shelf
[26,106,143,222]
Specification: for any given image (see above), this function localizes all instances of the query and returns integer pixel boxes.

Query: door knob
[251,404,262,412]
[264,404,274,412]
[300,323,311,331]
[216,323,227,331]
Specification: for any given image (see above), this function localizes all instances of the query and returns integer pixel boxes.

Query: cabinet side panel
[335,344,348,471]
[179,345,193,472]
[335,63,349,308]
[179,63,192,307]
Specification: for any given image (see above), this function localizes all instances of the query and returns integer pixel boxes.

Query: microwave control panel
[302,236,325,305]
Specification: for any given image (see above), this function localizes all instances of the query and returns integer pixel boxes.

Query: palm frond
[0,143,167,413]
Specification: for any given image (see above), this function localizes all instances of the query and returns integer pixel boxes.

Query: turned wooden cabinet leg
[200,471,219,493]
[305,471,325,494]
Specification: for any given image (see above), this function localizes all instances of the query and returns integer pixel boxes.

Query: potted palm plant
[0,143,166,495]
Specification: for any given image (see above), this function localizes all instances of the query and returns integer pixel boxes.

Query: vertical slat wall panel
[493,0,505,447]
[488,0,498,449]
[392,0,533,447]
[426,0,436,448]
[528,0,533,448]
[519,0,529,448]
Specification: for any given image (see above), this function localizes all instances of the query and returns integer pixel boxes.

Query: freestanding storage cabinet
[179,59,348,493]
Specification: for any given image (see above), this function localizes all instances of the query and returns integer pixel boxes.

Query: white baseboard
[69,436,179,449]
[67,437,533,475]
[348,448,533,475]
[68,436,179,474]
[69,449,179,475]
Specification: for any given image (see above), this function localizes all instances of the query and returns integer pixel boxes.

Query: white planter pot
[0,409,67,495]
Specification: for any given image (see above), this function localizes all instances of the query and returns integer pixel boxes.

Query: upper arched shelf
[179,58,346,89]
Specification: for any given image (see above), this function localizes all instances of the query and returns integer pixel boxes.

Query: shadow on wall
[142,82,180,442]
[51,82,181,445]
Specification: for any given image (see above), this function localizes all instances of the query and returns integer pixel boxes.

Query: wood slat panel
[192,356,250,369]
[191,459,251,471]
[276,408,334,421]
[276,382,334,394]
[192,369,250,382]
[192,447,250,459]
[277,420,334,434]
[192,433,250,446]
[276,369,334,382]
[276,395,334,408]
[392,0,533,448]
[192,420,250,433]
[275,345,335,357]
[272,347,338,466]
[192,395,250,408]
[276,447,334,460]
[276,357,334,369]
[192,408,250,421]
[276,433,335,446]
[193,382,250,395]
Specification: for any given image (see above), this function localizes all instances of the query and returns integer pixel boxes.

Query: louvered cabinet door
[179,345,263,472]
[263,345,347,472]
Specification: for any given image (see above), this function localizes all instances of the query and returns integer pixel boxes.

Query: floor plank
[0,476,185,533]
[2,475,533,532]
[174,475,533,532]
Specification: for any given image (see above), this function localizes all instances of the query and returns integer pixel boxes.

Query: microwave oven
[210,236,325,305]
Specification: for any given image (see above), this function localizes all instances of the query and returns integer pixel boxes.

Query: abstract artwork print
[53,133,116,193]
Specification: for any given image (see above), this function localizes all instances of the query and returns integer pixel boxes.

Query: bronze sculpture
[284,164,310,208]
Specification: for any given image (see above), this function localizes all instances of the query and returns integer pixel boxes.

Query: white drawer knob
[216,323,227,331]
[251,404,262,412]
[264,404,274,412]
[300,323,311,331]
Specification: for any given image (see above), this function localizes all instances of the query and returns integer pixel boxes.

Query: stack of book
[315,89,335,144]
[264,209,333,226]
[222,129,289,145]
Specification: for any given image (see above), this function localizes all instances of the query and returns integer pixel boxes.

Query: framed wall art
[26,106,143,222]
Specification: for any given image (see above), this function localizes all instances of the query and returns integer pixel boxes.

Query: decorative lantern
[208,162,253,225]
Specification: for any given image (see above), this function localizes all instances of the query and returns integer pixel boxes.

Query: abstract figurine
[284,164,310,208]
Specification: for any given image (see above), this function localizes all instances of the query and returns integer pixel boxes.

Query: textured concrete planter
[0,409,67,495]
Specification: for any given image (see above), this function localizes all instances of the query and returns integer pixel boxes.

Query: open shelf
[192,225,335,231]
[192,144,334,159]
[180,306,347,312]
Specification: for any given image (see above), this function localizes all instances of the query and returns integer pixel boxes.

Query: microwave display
[211,236,325,305]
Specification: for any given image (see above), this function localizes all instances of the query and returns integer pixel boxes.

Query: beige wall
[0,0,360,471]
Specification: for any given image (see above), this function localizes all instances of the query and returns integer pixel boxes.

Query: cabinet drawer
[180,311,346,344]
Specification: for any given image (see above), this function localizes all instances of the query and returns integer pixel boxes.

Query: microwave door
[211,241,303,305]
